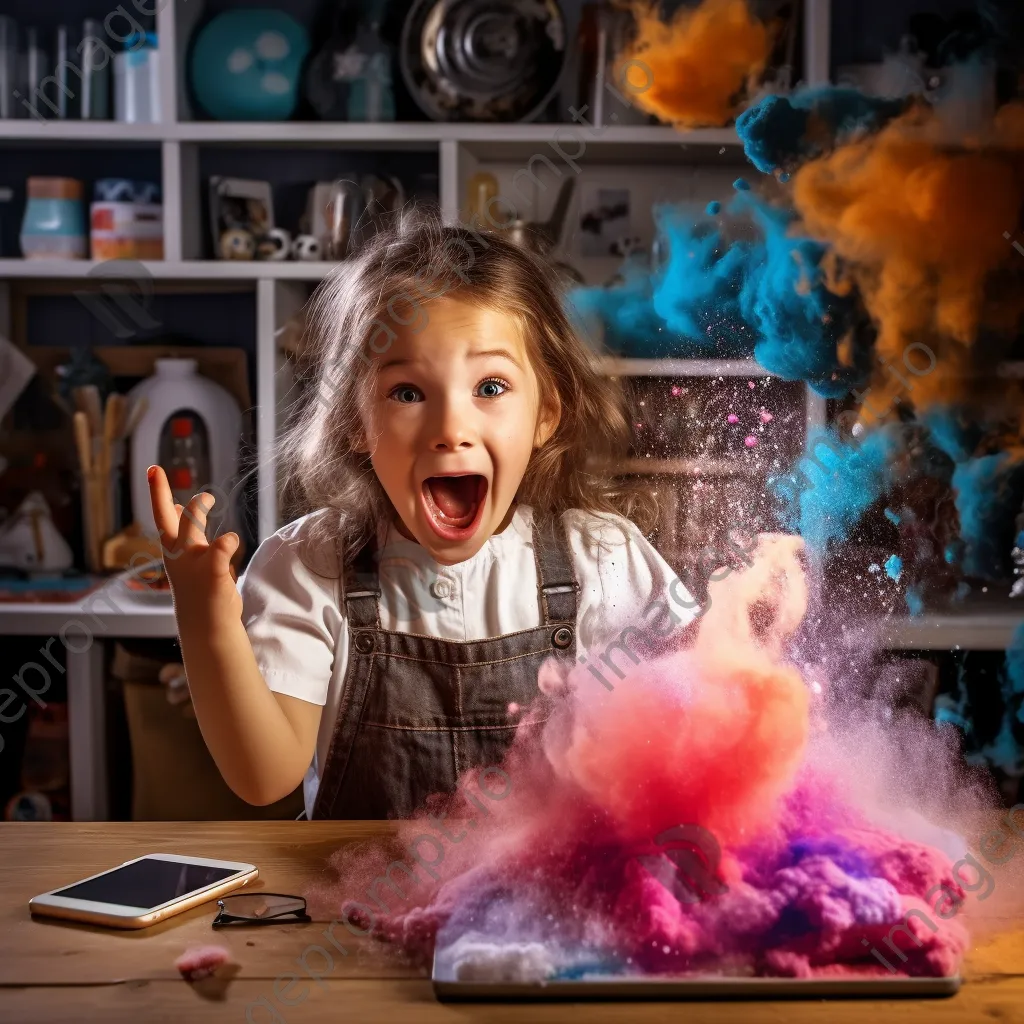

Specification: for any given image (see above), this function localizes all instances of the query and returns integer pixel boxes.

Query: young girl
[147,211,700,820]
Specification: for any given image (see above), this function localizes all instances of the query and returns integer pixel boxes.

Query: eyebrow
[471,347,525,369]
[378,347,525,371]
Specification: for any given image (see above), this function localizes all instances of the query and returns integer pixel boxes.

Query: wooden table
[1,822,1022,1023]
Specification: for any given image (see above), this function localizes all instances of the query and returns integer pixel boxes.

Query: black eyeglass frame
[212,892,311,928]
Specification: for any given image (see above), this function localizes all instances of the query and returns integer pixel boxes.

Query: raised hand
[147,465,241,625]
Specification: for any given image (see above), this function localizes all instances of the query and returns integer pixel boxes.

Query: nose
[428,392,476,451]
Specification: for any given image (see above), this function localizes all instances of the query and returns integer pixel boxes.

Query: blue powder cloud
[770,425,904,552]
[918,406,985,464]
[958,626,1024,776]
[951,454,1024,579]
[918,406,1024,579]
[735,87,908,174]
[774,408,1024,585]
[565,192,866,396]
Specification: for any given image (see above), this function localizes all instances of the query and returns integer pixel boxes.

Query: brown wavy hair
[276,205,656,569]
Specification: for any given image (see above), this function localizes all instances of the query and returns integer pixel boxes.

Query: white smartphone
[29,853,258,929]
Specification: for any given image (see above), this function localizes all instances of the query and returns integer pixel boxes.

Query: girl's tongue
[424,475,486,526]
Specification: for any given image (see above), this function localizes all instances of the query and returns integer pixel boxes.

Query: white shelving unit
[0,118,743,148]
[0,0,834,534]
[603,358,768,377]
[0,0,1003,634]
[0,258,339,279]
[3,0,1019,822]
[615,458,758,476]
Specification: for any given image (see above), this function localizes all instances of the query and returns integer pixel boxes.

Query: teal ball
[190,10,310,121]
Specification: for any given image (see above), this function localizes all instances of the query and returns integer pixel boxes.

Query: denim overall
[311,513,578,819]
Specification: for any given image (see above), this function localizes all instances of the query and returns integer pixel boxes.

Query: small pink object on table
[174,944,232,982]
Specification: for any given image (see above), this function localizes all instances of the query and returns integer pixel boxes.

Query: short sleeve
[564,510,699,656]
[238,517,342,706]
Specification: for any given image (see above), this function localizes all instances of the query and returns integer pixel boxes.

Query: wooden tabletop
[1,822,1022,1023]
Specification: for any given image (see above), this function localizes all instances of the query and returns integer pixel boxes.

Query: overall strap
[533,511,579,624]
[341,535,381,629]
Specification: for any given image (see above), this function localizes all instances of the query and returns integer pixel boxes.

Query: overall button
[353,631,375,654]
[551,626,573,648]
[430,577,453,600]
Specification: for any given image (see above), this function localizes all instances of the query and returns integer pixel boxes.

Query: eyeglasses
[212,892,310,928]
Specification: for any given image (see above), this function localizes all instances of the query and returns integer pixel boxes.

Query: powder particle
[884,555,903,581]
[884,508,901,526]
[733,177,751,191]
[760,410,773,423]
[706,200,721,215]
[745,435,758,448]
[175,945,232,982]
[727,413,739,424]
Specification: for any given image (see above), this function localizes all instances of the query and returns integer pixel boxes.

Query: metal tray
[432,952,961,1001]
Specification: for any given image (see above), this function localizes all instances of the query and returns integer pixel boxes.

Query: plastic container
[80,18,112,120]
[20,177,87,259]
[20,27,48,121]
[127,359,242,539]
[90,201,164,260]
[52,24,78,119]
[342,12,396,121]
[114,32,160,124]
[464,172,499,227]
[0,17,17,119]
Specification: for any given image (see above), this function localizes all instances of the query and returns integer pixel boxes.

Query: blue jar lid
[124,30,157,51]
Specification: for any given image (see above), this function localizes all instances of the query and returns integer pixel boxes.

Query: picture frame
[579,182,632,258]
[208,177,274,259]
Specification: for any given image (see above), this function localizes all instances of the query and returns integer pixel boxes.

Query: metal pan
[432,950,961,1001]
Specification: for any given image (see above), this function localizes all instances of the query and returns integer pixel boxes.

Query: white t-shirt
[239,504,699,817]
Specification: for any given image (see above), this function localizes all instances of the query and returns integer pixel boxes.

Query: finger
[209,532,239,578]
[177,492,215,549]
[148,466,179,550]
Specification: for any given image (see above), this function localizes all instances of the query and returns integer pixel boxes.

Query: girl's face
[358,297,558,565]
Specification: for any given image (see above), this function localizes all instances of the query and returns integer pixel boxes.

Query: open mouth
[421,474,488,540]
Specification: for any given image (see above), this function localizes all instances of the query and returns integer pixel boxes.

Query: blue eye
[389,385,422,404]
[476,378,509,398]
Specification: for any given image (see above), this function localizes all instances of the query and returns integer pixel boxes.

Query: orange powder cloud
[791,101,1024,410]
[616,0,772,128]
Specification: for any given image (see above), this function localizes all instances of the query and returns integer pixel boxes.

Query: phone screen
[53,858,238,909]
